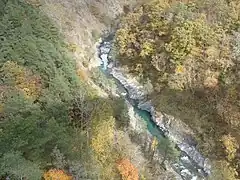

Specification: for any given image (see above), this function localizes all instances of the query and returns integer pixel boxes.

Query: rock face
[109,64,211,175]
[110,67,147,100]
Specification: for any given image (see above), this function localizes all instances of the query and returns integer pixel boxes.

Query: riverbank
[97,36,211,179]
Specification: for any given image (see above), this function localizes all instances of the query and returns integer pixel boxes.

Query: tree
[91,115,115,163]
[44,169,72,180]
[148,136,159,162]
[90,115,117,179]
[68,161,93,180]
[112,98,130,130]
[0,91,70,163]
[51,146,67,169]
[157,137,180,166]
[1,61,42,100]
[221,134,239,161]
[0,151,42,179]
[210,160,238,180]
[0,2,93,178]
[117,158,139,180]
[115,0,240,177]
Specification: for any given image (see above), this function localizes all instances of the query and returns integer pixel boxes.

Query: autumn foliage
[115,0,240,178]
[44,169,72,180]
[117,158,139,180]
[77,69,89,81]
[221,134,239,161]
[1,61,41,99]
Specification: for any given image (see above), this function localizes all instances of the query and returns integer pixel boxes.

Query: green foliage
[0,0,162,179]
[157,137,180,165]
[68,161,91,180]
[0,151,42,179]
[51,146,67,169]
[0,0,103,178]
[232,31,240,60]
[90,68,117,92]
[0,92,69,163]
[112,98,130,130]
[0,0,79,89]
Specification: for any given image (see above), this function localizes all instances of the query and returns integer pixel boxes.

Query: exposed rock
[111,64,211,175]
[178,143,211,175]
[126,100,146,133]
[97,36,212,179]
[110,67,146,100]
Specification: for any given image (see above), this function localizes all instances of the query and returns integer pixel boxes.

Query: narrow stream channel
[98,37,208,180]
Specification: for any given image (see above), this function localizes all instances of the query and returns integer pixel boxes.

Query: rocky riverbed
[98,38,211,180]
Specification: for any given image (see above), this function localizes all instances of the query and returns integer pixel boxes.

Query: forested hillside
[115,0,240,179]
[0,0,180,179]
[0,0,136,179]
[1,0,239,179]
[0,0,97,178]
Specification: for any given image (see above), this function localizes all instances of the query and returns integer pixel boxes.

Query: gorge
[0,0,238,179]
[97,36,211,180]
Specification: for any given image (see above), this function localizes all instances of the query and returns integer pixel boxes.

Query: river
[97,37,208,180]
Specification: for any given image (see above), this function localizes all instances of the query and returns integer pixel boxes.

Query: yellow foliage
[67,43,80,53]
[190,46,202,57]
[211,160,238,180]
[1,61,41,99]
[151,137,158,151]
[203,70,219,88]
[175,65,185,74]
[115,28,137,57]
[91,116,115,163]
[206,46,219,58]
[227,87,238,99]
[221,134,239,161]
[140,41,155,58]
[90,116,117,179]
[44,169,72,180]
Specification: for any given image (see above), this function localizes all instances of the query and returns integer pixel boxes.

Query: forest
[0,0,180,179]
[0,0,130,179]
[115,0,240,179]
[0,0,239,179]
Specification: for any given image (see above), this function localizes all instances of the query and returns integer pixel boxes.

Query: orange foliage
[44,169,72,180]
[1,61,41,99]
[117,158,139,180]
[77,69,88,81]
